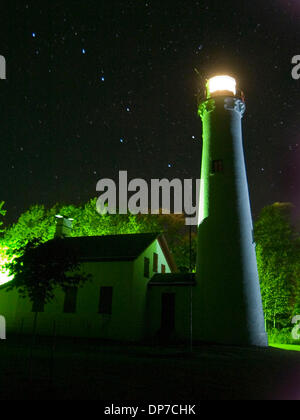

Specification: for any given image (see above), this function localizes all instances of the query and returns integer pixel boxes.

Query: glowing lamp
[207,75,236,97]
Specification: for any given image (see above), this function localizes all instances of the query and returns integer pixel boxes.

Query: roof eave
[157,234,178,273]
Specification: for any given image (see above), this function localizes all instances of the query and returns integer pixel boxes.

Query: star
[1,0,298,229]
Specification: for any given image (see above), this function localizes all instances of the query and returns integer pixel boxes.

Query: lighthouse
[194,75,268,347]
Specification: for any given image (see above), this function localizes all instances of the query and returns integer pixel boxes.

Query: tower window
[161,264,166,274]
[153,253,158,273]
[144,257,150,278]
[98,286,113,315]
[63,287,78,313]
[212,159,223,173]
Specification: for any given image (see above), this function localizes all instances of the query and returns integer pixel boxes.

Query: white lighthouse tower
[194,75,268,347]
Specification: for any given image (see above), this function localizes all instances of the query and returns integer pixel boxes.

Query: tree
[2,200,197,277]
[254,203,300,329]
[5,237,91,335]
[0,202,11,285]
[2,200,145,254]
[172,231,197,272]
[3,204,57,258]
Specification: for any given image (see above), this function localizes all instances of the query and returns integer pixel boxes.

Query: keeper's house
[0,230,195,342]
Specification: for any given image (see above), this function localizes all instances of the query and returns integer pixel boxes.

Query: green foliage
[3,204,57,257]
[255,203,300,329]
[170,230,197,272]
[0,243,12,285]
[1,200,197,278]
[267,328,300,345]
[5,238,91,308]
[72,198,144,236]
[0,201,6,234]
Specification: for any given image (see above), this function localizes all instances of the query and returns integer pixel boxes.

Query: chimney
[55,215,73,238]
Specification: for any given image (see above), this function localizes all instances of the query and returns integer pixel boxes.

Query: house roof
[149,273,196,286]
[49,233,176,271]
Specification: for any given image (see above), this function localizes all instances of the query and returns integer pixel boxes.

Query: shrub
[267,328,300,345]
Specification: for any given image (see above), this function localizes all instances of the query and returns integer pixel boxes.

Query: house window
[153,253,158,273]
[161,264,166,274]
[63,287,78,313]
[211,159,223,173]
[98,286,113,315]
[32,300,44,313]
[144,257,150,278]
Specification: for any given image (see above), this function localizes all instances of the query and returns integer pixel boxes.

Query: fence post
[49,320,56,387]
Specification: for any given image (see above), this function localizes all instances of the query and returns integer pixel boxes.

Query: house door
[161,293,175,333]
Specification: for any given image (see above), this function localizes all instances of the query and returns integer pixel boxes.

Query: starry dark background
[0,0,299,226]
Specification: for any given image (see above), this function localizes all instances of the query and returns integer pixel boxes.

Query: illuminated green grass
[270,344,300,352]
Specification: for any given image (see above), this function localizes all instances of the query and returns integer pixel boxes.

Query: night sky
[0,0,299,226]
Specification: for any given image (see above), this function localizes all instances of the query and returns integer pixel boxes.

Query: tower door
[161,293,175,333]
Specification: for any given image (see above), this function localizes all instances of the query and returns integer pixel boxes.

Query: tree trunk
[28,311,38,382]
[32,311,38,337]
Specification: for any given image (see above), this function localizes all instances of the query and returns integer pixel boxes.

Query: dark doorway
[98,286,113,315]
[161,293,175,334]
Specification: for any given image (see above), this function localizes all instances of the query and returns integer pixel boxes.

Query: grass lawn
[1,335,300,400]
[269,344,300,352]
